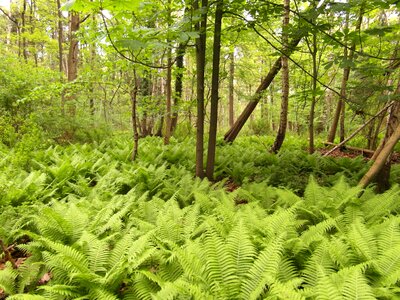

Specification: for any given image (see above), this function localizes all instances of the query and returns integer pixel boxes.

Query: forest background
[1,0,400,298]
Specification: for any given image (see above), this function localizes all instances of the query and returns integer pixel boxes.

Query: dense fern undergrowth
[1,136,400,299]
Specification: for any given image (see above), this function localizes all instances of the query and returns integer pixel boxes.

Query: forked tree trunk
[194,0,208,178]
[271,0,290,153]
[205,0,223,180]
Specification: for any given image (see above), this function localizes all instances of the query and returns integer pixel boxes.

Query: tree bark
[56,0,65,114]
[223,3,328,143]
[131,72,139,161]
[373,81,400,191]
[205,0,223,180]
[308,28,317,154]
[327,7,364,143]
[194,0,208,178]
[323,102,394,157]
[171,42,185,134]
[228,51,234,127]
[164,52,172,145]
[271,0,290,154]
[66,11,80,116]
[358,123,400,190]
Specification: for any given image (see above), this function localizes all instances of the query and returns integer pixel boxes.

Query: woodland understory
[1,0,400,298]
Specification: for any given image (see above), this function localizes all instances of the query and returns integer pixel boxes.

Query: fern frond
[0,262,18,295]
[346,219,377,262]
[341,268,375,300]
[240,235,284,300]
[79,231,110,274]
[38,284,82,298]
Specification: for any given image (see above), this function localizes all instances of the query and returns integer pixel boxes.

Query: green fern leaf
[341,269,375,300]
[240,235,284,300]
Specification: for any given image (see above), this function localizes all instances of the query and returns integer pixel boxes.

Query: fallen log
[324,142,375,156]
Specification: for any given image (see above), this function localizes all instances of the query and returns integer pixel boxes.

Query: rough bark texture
[195,0,208,178]
[205,0,223,180]
[271,0,290,154]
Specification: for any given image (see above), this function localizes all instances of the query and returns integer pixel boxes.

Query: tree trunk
[271,0,290,154]
[205,0,223,180]
[358,123,400,190]
[327,7,364,143]
[21,0,27,61]
[373,81,400,191]
[308,27,317,154]
[131,72,139,161]
[66,12,80,116]
[164,52,172,145]
[223,4,328,143]
[56,0,65,114]
[171,42,185,134]
[194,0,208,178]
[228,51,234,127]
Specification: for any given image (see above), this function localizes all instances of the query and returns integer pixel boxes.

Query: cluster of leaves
[1,136,400,299]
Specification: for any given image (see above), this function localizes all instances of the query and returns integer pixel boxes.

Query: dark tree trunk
[228,51,234,127]
[308,27,317,154]
[271,0,290,154]
[171,42,185,134]
[131,72,139,161]
[205,0,223,180]
[164,52,172,145]
[194,0,208,178]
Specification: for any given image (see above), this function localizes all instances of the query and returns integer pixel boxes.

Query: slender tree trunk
[164,0,172,145]
[164,52,172,144]
[21,0,27,61]
[228,51,235,127]
[171,42,185,134]
[224,4,327,143]
[271,0,290,153]
[327,7,364,143]
[194,0,208,178]
[308,29,317,154]
[66,12,80,116]
[131,71,139,161]
[89,15,96,116]
[56,0,65,114]
[205,0,223,180]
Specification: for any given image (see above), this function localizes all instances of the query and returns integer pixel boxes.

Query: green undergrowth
[1,136,400,299]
